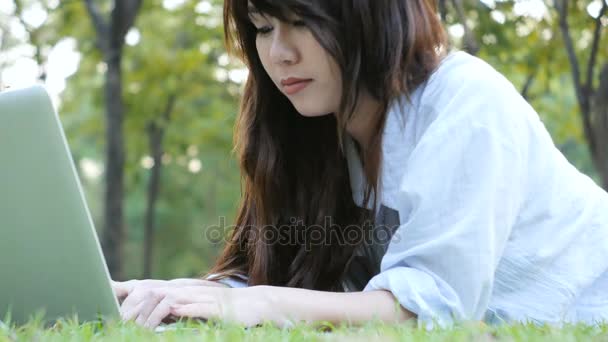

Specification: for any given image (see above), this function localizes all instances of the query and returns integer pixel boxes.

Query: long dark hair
[205,0,447,291]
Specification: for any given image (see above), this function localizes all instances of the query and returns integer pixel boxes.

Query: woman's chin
[293,106,333,118]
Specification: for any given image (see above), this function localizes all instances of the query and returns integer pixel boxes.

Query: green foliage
[52,0,245,279]
[444,0,605,181]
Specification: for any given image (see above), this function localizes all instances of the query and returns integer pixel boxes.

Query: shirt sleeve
[363,76,527,329]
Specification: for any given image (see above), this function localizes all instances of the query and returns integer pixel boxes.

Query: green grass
[1,316,608,341]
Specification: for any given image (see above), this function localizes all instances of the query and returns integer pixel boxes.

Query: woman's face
[249,7,342,117]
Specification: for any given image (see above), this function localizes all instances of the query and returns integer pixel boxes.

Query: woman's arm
[254,285,415,327]
[117,282,414,328]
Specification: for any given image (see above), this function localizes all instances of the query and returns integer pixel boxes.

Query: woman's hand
[112,279,229,304]
[117,285,272,329]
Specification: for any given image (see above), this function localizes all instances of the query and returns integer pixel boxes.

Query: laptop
[0,86,120,325]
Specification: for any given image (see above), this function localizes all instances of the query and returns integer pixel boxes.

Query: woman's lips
[281,79,313,95]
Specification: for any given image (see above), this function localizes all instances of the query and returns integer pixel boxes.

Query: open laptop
[0,86,120,326]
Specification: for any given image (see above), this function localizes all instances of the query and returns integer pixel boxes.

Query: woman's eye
[256,26,273,35]
[254,19,305,36]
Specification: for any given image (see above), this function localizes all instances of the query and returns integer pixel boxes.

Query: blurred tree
[82,0,143,279]
[143,93,175,278]
[0,9,17,88]
[119,0,240,277]
[554,0,608,188]
[1,0,61,87]
[441,0,607,188]
[13,0,49,81]
[56,0,242,278]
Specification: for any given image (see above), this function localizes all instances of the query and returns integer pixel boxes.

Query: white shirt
[210,51,608,329]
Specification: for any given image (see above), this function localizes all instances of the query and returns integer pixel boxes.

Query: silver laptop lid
[0,86,119,325]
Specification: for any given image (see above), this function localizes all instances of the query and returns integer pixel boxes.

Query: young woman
[113,0,608,330]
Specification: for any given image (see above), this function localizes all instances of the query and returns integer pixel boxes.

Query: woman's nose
[269,28,299,66]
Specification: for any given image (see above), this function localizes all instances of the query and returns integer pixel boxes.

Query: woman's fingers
[135,290,166,326]
[121,300,146,322]
[144,297,174,329]
[170,303,210,318]
[120,287,155,320]
[117,285,229,329]
[111,280,133,299]
[122,287,185,327]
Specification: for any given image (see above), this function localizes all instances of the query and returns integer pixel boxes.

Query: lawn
[1,316,608,341]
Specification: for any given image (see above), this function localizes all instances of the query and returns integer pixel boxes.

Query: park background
[0,0,607,282]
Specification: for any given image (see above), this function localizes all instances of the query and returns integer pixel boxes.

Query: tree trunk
[143,126,162,278]
[143,95,175,278]
[555,0,607,191]
[102,51,126,280]
[84,0,142,279]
